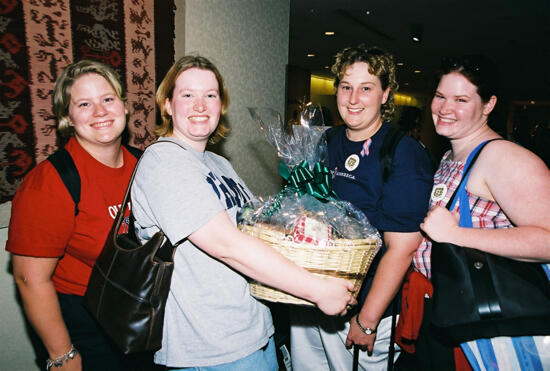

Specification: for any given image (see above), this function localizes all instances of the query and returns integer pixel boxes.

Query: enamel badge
[431,183,448,202]
[345,154,360,171]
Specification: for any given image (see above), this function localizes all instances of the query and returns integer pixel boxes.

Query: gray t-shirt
[131,137,274,367]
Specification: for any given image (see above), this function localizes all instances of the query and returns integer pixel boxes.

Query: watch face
[355,315,376,335]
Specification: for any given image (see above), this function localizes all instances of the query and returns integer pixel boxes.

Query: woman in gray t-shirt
[131,55,357,369]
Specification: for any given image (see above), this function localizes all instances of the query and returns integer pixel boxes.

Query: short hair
[331,45,399,122]
[155,55,229,143]
[438,55,500,103]
[53,59,126,138]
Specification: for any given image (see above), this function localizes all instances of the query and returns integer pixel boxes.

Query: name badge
[345,154,360,171]
[431,183,448,202]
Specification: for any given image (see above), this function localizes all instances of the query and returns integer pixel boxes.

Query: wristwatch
[355,315,377,335]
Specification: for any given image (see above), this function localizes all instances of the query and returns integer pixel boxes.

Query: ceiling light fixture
[307,53,315,57]
[325,31,335,35]
[410,24,423,43]
[414,70,421,74]
[397,62,404,66]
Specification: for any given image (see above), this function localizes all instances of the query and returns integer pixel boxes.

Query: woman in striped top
[413,55,550,370]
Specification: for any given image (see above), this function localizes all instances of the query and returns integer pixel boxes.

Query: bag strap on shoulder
[325,124,407,183]
[48,148,81,216]
[379,125,405,183]
[443,138,506,320]
[47,145,142,217]
[380,125,440,183]
[123,144,143,159]
[446,138,504,217]
[111,140,187,246]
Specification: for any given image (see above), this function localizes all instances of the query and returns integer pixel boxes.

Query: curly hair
[155,55,229,144]
[331,45,399,122]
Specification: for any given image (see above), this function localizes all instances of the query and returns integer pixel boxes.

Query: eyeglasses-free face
[165,68,222,152]
[67,73,127,152]
[336,62,390,141]
[431,71,496,143]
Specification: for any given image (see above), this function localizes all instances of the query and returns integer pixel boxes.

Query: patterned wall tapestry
[0,0,175,203]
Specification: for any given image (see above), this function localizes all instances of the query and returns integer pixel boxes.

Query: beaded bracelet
[46,344,78,370]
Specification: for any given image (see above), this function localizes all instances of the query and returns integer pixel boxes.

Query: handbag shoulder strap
[111,139,188,234]
[48,148,81,216]
[444,139,504,227]
[445,138,506,320]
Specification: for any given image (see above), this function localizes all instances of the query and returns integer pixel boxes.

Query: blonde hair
[53,60,126,137]
[155,55,229,144]
[332,45,399,122]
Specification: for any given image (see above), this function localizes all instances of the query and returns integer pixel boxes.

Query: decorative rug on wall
[0,0,175,203]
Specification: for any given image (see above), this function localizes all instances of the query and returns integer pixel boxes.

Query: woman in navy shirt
[290,45,434,371]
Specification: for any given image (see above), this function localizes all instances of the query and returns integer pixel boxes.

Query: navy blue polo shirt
[326,122,434,312]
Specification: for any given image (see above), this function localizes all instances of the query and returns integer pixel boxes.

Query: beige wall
[0,1,290,368]
[180,0,291,196]
[0,202,39,370]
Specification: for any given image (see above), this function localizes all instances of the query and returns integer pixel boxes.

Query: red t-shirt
[6,138,137,295]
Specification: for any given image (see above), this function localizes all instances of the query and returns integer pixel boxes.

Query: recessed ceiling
[289,0,550,103]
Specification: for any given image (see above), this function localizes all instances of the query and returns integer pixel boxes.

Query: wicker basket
[239,224,380,306]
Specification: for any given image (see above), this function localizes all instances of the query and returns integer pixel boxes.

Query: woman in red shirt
[7,60,147,370]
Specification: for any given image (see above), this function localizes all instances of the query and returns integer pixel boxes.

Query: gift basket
[239,105,382,306]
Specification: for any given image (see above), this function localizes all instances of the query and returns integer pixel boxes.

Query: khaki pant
[290,309,399,371]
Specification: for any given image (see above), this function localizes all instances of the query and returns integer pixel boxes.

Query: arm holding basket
[190,211,357,316]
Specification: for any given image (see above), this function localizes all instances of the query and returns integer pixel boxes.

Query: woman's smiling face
[67,73,127,151]
[336,62,390,141]
[431,72,494,140]
[165,68,222,151]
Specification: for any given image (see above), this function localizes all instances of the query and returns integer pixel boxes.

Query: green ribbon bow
[261,161,337,218]
[279,160,337,201]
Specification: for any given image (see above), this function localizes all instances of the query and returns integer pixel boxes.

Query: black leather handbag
[84,142,176,354]
[430,140,550,345]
